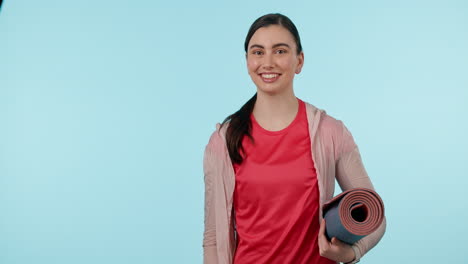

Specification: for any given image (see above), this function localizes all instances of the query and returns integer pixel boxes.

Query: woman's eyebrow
[272,43,290,49]
[249,43,291,50]
[249,44,264,50]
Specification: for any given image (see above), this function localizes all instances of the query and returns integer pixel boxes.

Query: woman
[203,13,386,264]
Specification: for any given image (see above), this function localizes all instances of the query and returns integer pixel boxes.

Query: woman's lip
[260,73,281,83]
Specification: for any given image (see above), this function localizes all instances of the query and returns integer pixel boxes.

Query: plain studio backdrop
[1,0,467,263]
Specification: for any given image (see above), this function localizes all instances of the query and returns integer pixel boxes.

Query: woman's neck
[252,89,299,131]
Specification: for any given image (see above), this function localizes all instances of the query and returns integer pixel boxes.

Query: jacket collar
[214,101,325,139]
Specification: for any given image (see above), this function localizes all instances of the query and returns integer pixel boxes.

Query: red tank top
[233,98,335,264]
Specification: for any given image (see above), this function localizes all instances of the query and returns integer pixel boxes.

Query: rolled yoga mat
[323,188,384,245]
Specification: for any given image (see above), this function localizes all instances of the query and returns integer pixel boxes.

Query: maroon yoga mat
[322,188,385,245]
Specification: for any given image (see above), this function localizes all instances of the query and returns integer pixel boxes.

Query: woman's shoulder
[302,100,345,130]
[302,100,354,152]
[305,101,357,155]
[205,122,229,155]
[320,112,346,132]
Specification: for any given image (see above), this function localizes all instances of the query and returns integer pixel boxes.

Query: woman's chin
[256,84,290,96]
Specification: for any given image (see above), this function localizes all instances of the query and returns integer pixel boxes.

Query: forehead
[248,25,296,48]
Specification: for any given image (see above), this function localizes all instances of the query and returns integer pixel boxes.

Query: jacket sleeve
[203,135,219,264]
[334,121,387,263]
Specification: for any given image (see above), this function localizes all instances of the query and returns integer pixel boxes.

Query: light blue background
[1,0,467,263]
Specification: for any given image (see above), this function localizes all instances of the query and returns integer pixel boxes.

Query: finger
[318,219,328,243]
[318,219,330,252]
[318,234,327,256]
[331,237,346,247]
[331,237,337,245]
[319,219,330,242]
[319,218,326,236]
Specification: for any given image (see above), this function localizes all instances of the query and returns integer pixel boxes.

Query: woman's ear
[295,51,305,74]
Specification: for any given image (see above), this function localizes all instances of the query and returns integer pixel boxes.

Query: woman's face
[246,25,304,95]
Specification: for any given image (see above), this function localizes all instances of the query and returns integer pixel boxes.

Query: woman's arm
[334,121,387,263]
[203,134,219,264]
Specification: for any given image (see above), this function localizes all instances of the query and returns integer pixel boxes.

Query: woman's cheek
[247,59,259,72]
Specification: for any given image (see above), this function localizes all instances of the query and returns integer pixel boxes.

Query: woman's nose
[262,53,275,69]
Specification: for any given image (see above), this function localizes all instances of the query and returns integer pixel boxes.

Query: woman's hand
[318,219,356,263]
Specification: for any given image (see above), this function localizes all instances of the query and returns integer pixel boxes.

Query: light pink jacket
[203,101,386,264]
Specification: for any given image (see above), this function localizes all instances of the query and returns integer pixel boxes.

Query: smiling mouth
[260,73,281,83]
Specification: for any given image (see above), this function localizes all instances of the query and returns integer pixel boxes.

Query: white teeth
[262,74,278,79]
